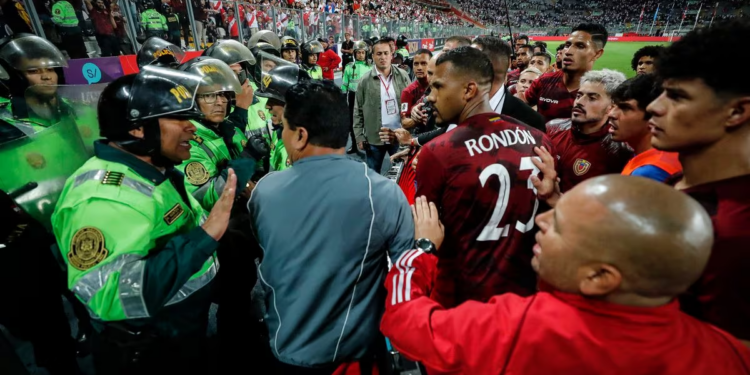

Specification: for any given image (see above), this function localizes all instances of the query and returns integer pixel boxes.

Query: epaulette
[192,134,204,145]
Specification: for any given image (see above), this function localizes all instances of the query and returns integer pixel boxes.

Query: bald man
[381,176,750,375]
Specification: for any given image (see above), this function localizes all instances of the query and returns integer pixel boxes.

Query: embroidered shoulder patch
[185,162,210,185]
[68,227,109,271]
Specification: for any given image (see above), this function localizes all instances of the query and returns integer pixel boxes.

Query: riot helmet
[98,66,203,166]
[300,41,324,69]
[0,34,68,97]
[136,37,186,69]
[397,34,408,48]
[251,51,294,87]
[202,39,256,84]
[247,30,281,51]
[280,36,300,64]
[353,40,368,62]
[177,57,242,124]
[256,65,311,103]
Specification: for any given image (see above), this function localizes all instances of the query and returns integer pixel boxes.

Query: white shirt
[489,86,506,113]
[377,68,401,130]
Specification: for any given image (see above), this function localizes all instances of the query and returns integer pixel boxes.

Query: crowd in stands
[453,0,745,32]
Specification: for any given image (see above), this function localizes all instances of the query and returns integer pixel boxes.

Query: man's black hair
[556,44,565,52]
[571,23,609,49]
[380,36,395,44]
[435,46,494,87]
[414,48,433,58]
[472,36,513,71]
[445,35,472,47]
[658,20,750,97]
[517,34,529,43]
[284,80,349,148]
[532,51,551,64]
[630,45,665,71]
[373,39,392,50]
[612,74,662,119]
[517,44,533,54]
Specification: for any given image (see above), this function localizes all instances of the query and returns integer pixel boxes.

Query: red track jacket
[381,250,750,375]
[317,48,341,80]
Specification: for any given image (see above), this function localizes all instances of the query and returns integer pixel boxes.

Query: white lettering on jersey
[464,127,537,157]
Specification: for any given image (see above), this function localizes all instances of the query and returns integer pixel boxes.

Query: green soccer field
[545,41,671,78]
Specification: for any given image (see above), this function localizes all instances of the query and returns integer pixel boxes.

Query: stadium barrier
[62,38,455,84]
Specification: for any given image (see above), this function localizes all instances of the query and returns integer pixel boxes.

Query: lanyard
[378,74,393,99]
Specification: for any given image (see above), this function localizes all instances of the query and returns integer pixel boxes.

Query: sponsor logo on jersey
[539,97,559,104]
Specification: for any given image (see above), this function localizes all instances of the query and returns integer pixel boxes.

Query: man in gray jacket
[248,80,415,373]
[353,39,412,171]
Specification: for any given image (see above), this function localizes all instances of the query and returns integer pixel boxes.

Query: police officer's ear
[128,126,146,139]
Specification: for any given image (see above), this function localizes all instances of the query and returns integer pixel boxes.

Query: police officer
[0,34,100,153]
[341,40,370,154]
[50,0,87,58]
[280,36,299,65]
[0,62,81,374]
[256,64,310,171]
[163,4,182,47]
[175,57,261,209]
[395,34,410,60]
[136,36,185,68]
[140,0,167,39]
[52,65,236,374]
[300,40,323,80]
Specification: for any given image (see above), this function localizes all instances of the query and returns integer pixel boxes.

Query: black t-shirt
[341,40,354,56]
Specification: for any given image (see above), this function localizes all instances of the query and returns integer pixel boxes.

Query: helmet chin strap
[117,121,178,169]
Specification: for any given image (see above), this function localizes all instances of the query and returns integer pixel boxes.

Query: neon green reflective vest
[396,48,409,60]
[269,127,289,171]
[141,9,167,31]
[51,1,79,28]
[341,60,370,93]
[176,120,246,210]
[246,81,271,136]
[306,65,323,80]
[52,145,217,325]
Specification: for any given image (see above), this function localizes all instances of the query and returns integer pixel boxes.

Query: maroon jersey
[400,80,429,119]
[416,113,555,308]
[547,119,633,193]
[675,174,750,340]
[506,69,521,86]
[524,70,577,123]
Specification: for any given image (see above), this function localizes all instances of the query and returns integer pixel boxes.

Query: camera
[422,88,436,129]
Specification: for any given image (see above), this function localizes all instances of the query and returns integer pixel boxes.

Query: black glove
[242,132,270,161]
[223,158,256,192]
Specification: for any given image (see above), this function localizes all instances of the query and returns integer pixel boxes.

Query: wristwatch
[415,238,435,254]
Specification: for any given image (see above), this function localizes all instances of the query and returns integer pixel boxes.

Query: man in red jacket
[382,176,750,375]
[317,37,341,81]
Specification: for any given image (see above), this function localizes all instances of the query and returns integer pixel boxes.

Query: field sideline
[542,41,671,78]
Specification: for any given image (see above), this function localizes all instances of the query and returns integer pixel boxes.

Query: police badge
[68,227,109,271]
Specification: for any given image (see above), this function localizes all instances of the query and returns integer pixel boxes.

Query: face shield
[247,30,281,51]
[252,51,295,87]
[0,35,68,72]
[127,65,204,121]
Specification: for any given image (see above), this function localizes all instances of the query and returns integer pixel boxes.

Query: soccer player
[506,44,532,86]
[382,176,750,374]
[415,46,554,308]
[400,49,433,131]
[443,35,471,52]
[514,34,529,51]
[609,74,681,181]
[554,43,564,71]
[647,19,750,342]
[631,45,665,75]
[529,52,551,74]
[521,24,607,123]
[547,69,632,193]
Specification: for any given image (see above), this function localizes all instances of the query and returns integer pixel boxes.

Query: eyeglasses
[197,92,230,104]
